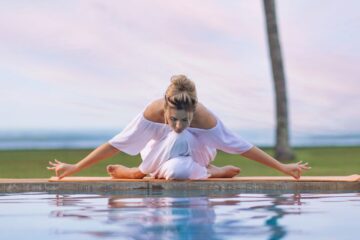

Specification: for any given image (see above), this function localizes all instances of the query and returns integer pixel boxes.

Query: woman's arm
[241,146,311,179]
[193,104,310,178]
[47,143,120,179]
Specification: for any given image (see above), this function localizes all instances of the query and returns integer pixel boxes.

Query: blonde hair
[164,74,198,124]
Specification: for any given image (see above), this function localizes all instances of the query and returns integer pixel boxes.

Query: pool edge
[0,179,359,193]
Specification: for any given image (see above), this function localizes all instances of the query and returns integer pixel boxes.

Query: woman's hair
[164,74,198,124]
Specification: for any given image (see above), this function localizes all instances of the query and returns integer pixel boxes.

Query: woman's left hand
[280,161,311,180]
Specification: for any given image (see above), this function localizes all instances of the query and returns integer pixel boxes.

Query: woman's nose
[175,121,183,130]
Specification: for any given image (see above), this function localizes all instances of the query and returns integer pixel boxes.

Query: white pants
[154,156,209,180]
[140,130,209,180]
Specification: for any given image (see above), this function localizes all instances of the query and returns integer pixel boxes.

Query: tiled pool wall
[1,180,359,193]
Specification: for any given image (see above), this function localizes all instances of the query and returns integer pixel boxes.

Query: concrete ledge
[0,176,359,193]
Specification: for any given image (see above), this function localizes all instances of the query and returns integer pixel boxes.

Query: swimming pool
[0,190,359,240]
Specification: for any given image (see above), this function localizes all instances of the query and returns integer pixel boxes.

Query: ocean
[0,129,359,150]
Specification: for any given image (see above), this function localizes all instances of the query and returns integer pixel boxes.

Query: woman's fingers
[300,162,311,170]
[288,161,313,180]
[47,161,59,172]
[47,159,74,180]
[58,172,67,179]
[286,163,304,180]
[47,159,65,176]
[55,167,61,177]
[59,168,72,179]
[48,161,57,167]
[291,171,300,180]
[54,159,62,164]
[296,161,312,170]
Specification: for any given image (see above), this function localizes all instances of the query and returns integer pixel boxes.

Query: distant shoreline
[1,130,360,150]
[0,145,359,152]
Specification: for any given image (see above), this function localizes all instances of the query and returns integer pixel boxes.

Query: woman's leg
[107,165,147,179]
[155,156,209,180]
[207,164,241,178]
[155,157,192,180]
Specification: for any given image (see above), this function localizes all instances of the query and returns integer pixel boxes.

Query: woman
[47,75,310,180]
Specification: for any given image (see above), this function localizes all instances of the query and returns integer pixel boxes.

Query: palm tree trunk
[263,0,295,161]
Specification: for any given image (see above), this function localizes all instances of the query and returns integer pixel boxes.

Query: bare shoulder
[143,98,165,123]
[191,102,217,129]
[143,99,217,128]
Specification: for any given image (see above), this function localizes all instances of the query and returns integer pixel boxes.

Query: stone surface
[0,176,359,193]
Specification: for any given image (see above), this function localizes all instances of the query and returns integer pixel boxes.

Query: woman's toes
[233,166,241,174]
[107,165,118,175]
[226,166,241,177]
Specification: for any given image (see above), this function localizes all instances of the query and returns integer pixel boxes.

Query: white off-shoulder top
[108,106,253,176]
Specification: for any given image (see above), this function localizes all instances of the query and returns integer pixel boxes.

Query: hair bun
[165,74,198,112]
[170,75,195,93]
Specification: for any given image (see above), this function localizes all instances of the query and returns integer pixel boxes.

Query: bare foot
[106,165,146,179]
[207,165,241,178]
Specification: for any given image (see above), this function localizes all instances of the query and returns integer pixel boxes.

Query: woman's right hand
[47,159,79,179]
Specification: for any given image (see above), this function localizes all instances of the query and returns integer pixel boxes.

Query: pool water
[0,191,359,240]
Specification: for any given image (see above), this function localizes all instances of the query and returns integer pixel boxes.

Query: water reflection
[109,196,218,239]
[258,194,302,240]
[46,192,315,240]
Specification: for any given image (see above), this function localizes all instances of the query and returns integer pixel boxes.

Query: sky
[0,0,359,138]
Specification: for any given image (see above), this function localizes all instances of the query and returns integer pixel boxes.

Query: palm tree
[263,0,295,161]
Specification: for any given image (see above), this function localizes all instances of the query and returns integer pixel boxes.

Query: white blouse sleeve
[108,113,160,156]
[202,118,254,154]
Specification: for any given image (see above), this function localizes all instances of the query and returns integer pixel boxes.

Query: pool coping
[1,176,360,193]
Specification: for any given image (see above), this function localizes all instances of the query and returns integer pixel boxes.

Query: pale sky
[0,0,359,138]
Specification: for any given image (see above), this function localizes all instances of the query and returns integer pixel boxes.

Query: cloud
[0,0,359,134]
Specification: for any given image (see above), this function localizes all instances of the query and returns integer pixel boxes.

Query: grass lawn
[0,146,359,178]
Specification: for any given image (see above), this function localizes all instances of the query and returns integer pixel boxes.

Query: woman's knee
[165,168,190,180]
[161,158,191,180]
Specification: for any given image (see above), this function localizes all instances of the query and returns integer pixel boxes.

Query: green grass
[0,146,359,178]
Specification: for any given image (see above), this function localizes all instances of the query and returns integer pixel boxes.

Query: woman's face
[166,108,193,133]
